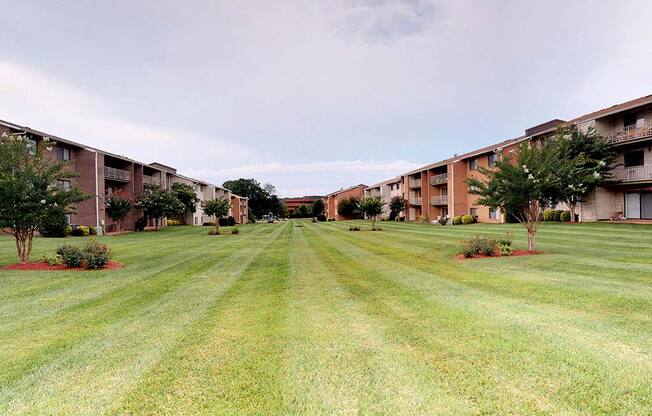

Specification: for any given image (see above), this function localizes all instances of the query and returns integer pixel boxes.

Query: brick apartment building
[362,177,402,219]
[324,185,367,220]
[0,119,247,233]
[282,196,323,215]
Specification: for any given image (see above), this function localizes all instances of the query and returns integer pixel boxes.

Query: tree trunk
[527,227,535,252]
[371,217,376,230]
[569,202,577,223]
[215,222,220,235]
[14,230,33,264]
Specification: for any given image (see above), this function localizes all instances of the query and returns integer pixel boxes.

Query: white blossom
[40,199,46,204]
[522,165,529,173]
[528,174,534,180]
[593,171,601,178]
[598,160,606,167]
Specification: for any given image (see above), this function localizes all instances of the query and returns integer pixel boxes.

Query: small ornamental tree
[171,182,199,224]
[358,197,385,230]
[467,142,562,252]
[389,195,406,220]
[202,197,231,235]
[311,199,325,217]
[105,191,132,232]
[0,134,87,263]
[553,126,616,222]
[136,184,183,230]
[337,197,360,219]
[295,204,310,218]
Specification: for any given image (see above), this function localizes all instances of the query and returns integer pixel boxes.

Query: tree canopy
[222,178,283,218]
[202,197,231,234]
[337,197,360,219]
[171,182,199,223]
[0,133,88,262]
[136,184,183,229]
[358,196,385,229]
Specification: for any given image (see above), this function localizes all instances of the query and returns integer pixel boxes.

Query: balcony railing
[609,122,652,144]
[143,175,159,185]
[408,195,422,205]
[370,190,381,198]
[430,195,448,205]
[612,165,652,182]
[104,166,131,182]
[430,173,448,186]
[409,178,421,188]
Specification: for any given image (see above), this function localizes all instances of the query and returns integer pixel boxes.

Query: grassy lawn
[1,220,651,415]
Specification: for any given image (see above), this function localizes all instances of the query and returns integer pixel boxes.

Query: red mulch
[1,261,124,271]
[455,250,544,260]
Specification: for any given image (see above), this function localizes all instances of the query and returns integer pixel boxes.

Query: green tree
[467,142,562,251]
[0,134,87,263]
[389,195,406,220]
[358,196,385,230]
[171,182,199,224]
[202,197,231,235]
[294,204,310,218]
[311,199,325,217]
[136,184,183,230]
[337,197,360,219]
[105,191,132,231]
[223,178,270,219]
[553,126,616,222]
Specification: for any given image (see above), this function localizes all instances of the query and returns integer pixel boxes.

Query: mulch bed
[455,250,544,260]
[1,261,124,271]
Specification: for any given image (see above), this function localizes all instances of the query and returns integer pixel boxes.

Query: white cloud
[0,60,255,169]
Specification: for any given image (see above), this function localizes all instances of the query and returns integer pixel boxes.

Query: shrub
[231,227,240,235]
[553,210,562,221]
[70,225,90,237]
[349,225,361,231]
[56,244,85,267]
[167,219,181,226]
[135,217,147,232]
[500,244,514,256]
[371,226,383,231]
[461,214,474,225]
[399,216,405,222]
[317,214,327,222]
[84,240,111,269]
[218,217,228,227]
[419,214,429,223]
[560,210,571,222]
[543,209,558,222]
[312,217,317,223]
[460,235,498,257]
[40,252,63,266]
[202,221,215,226]
[65,225,73,235]
[453,216,462,225]
[227,216,236,226]
[89,226,97,236]
[328,218,336,222]
[208,229,221,235]
[437,216,448,226]
[38,207,69,238]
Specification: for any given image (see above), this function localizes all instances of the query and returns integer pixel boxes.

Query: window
[488,153,500,167]
[441,187,448,196]
[469,159,478,171]
[470,208,478,217]
[489,207,499,220]
[56,147,71,161]
[624,113,638,128]
[624,150,645,167]
[27,139,37,156]
[65,213,72,224]
[58,179,71,191]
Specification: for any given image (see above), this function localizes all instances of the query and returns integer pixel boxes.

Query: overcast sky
[1,1,652,196]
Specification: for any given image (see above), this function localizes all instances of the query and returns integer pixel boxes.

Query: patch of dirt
[1,261,124,271]
[454,250,544,260]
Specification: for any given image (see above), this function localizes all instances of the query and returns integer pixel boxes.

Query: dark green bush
[560,210,571,222]
[227,216,236,226]
[553,210,562,221]
[349,225,361,231]
[135,217,147,231]
[437,216,448,226]
[231,227,240,234]
[38,207,69,238]
[84,240,111,269]
[218,217,228,227]
[317,214,327,222]
[202,221,215,226]
[70,226,90,237]
[461,214,474,225]
[453,216,462,225]
[56,244,85,267]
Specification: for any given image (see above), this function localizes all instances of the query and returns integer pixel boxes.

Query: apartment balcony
[104,166,131,182]
[612,165,652,183]
[430,195,448,205]
[143,175,159,185]
[408,178,421,188]
[408,195,422,205]
[370,190,381,198]
[609,122,652,144]
[430,173,448,186]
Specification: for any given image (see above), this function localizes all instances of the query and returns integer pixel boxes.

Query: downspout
[94,151,102,235]
[450,163,455,224]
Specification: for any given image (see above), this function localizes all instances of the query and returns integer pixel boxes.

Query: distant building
[282,196,323,214]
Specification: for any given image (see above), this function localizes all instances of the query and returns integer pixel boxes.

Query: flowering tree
[553,126,616,222]
[0,133,87,263]
[105,191,132,231]
[467,142,561,251]
[136,184,183,230]
[171,182,199,224]
[389,195,405,220]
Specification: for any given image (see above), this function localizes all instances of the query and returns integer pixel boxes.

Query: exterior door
[625,192,641,219]
[642,194,652,219]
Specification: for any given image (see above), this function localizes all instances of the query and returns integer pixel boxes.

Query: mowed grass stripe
[303,222,652,414]
[0,224,286,415]
[107,222,293,415]
[284,223,472,415]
